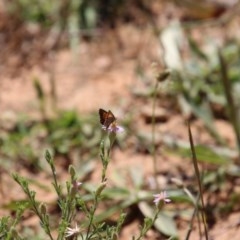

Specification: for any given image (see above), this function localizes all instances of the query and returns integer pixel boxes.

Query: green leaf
[138,202,178,237]
[188,35,208,62]
[130,166,143,188]
[185,99,225,144]
[154,212,178,237]
[180,145,229,165]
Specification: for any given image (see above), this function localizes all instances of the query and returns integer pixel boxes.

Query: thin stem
[188,122,208,240]
[101,132,116,182]
[29,194,54,240]
[152,81,160,189]
[86,197,98,239]
[135,209,160,240]
[185,193,200,240]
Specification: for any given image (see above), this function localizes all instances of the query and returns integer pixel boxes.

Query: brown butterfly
[99,108,116,128]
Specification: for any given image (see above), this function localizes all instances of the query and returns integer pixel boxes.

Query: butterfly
[99,108,116,128]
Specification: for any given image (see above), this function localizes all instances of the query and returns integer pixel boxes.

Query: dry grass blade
[188,122,208,240]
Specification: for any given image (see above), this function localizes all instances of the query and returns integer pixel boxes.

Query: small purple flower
[153,191,171,206]
[102,122,124,133]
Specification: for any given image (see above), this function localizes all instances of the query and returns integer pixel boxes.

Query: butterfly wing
[99,108,108,125]
[99,109,116,128]
[105,110,116,128]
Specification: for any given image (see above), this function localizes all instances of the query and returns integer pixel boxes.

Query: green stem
[135,209,160,240]
[86,197,98,239]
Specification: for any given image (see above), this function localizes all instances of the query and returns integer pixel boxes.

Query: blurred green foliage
[174,38,240,146]
[8,0,57,26]
[0,110,102,169]
[6,0,135,29]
